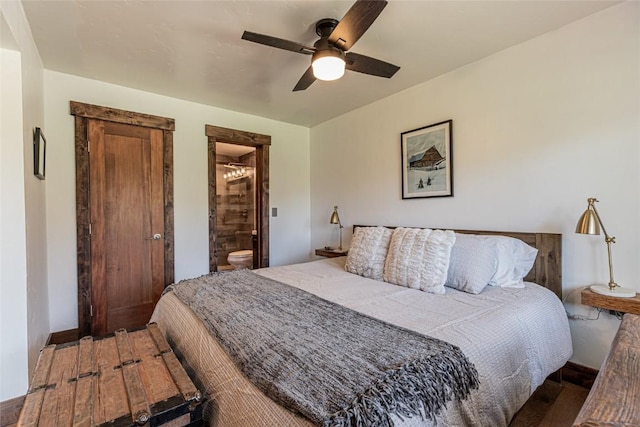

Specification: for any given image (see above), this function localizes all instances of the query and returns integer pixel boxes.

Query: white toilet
[227,250,253,270]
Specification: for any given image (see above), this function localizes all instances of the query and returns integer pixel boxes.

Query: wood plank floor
[510,381,590,427]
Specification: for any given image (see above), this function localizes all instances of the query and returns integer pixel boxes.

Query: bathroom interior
[216,142,257,270]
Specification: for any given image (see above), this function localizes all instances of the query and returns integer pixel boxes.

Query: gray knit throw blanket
[169,270,479,427]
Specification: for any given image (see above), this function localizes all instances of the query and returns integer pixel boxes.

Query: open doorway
[206,125,270,272]
[215,143,257,270]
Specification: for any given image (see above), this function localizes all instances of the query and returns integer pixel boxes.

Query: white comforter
[151,257,572,427]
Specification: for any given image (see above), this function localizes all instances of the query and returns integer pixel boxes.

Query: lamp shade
[575,208,601,235]
[330,206,341,225]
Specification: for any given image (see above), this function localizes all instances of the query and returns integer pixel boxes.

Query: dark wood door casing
[72,101,175,337]
[206,125,270,272]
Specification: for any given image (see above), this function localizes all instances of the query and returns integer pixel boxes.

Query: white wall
[44,71,311,332]
[0,47,29,401]
[0,1,49,400]
[310,2,639,369]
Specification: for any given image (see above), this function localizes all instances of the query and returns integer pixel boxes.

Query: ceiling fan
[241,0,400,92]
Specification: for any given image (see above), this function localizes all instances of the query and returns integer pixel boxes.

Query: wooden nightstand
[581,288,640,315]
[315,248,348,258]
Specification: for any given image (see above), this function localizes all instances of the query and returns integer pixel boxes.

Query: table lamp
[575,198,636,298]
[329,206,343,251]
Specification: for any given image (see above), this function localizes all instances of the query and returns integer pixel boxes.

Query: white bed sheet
[151,257,572,427]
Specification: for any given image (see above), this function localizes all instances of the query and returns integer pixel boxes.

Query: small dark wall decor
[33,127,46,180]
[401,120,453,199]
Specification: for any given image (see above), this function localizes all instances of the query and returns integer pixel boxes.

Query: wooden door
[89,120,165,336]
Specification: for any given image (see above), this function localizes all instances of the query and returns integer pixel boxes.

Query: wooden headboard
[353,226,562,299]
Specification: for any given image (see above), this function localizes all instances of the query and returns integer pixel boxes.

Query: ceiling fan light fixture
[243,1,399,91]
[312,49,345,81]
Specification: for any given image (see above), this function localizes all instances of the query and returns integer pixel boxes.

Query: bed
[150,228,572,427]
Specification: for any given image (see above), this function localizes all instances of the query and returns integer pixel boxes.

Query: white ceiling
[21,0,618,127]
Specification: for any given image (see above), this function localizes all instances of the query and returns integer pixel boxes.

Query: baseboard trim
[562,361,599,390]
[1,395,24,426]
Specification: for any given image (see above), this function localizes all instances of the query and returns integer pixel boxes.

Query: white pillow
[445,233,498,294]
[383,228,456,294]
[487,235,538,288]
[445,233,538,293]
[345,226,393,280]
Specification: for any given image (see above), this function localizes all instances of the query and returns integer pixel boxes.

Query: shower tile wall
[216,152,256,268]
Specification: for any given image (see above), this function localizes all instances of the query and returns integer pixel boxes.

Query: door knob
[146,234,162,240]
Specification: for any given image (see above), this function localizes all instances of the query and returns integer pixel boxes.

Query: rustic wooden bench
[18,323,203,426]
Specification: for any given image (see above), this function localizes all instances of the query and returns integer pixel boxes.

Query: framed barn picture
[401,120,452,199]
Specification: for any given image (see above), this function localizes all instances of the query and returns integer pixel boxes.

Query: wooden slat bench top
[17,323,202,427]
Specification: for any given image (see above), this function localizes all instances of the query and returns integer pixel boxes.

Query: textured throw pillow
[445,233,498,294]
[383,228,456,294]
[344,226,393,280]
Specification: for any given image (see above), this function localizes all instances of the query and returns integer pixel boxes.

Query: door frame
[206,125,270,271]
[71,101,175,337]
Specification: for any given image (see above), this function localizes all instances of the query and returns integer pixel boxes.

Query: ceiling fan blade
[293,66,316,92]
[345,52,399,78]
[328,0,387,51]
[242,31,315,55]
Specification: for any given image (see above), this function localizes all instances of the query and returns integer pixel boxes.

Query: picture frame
[401,120,452,199]
[33,127,46,180]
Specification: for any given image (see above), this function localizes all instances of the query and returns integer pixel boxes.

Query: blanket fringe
[325,349,479,427]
